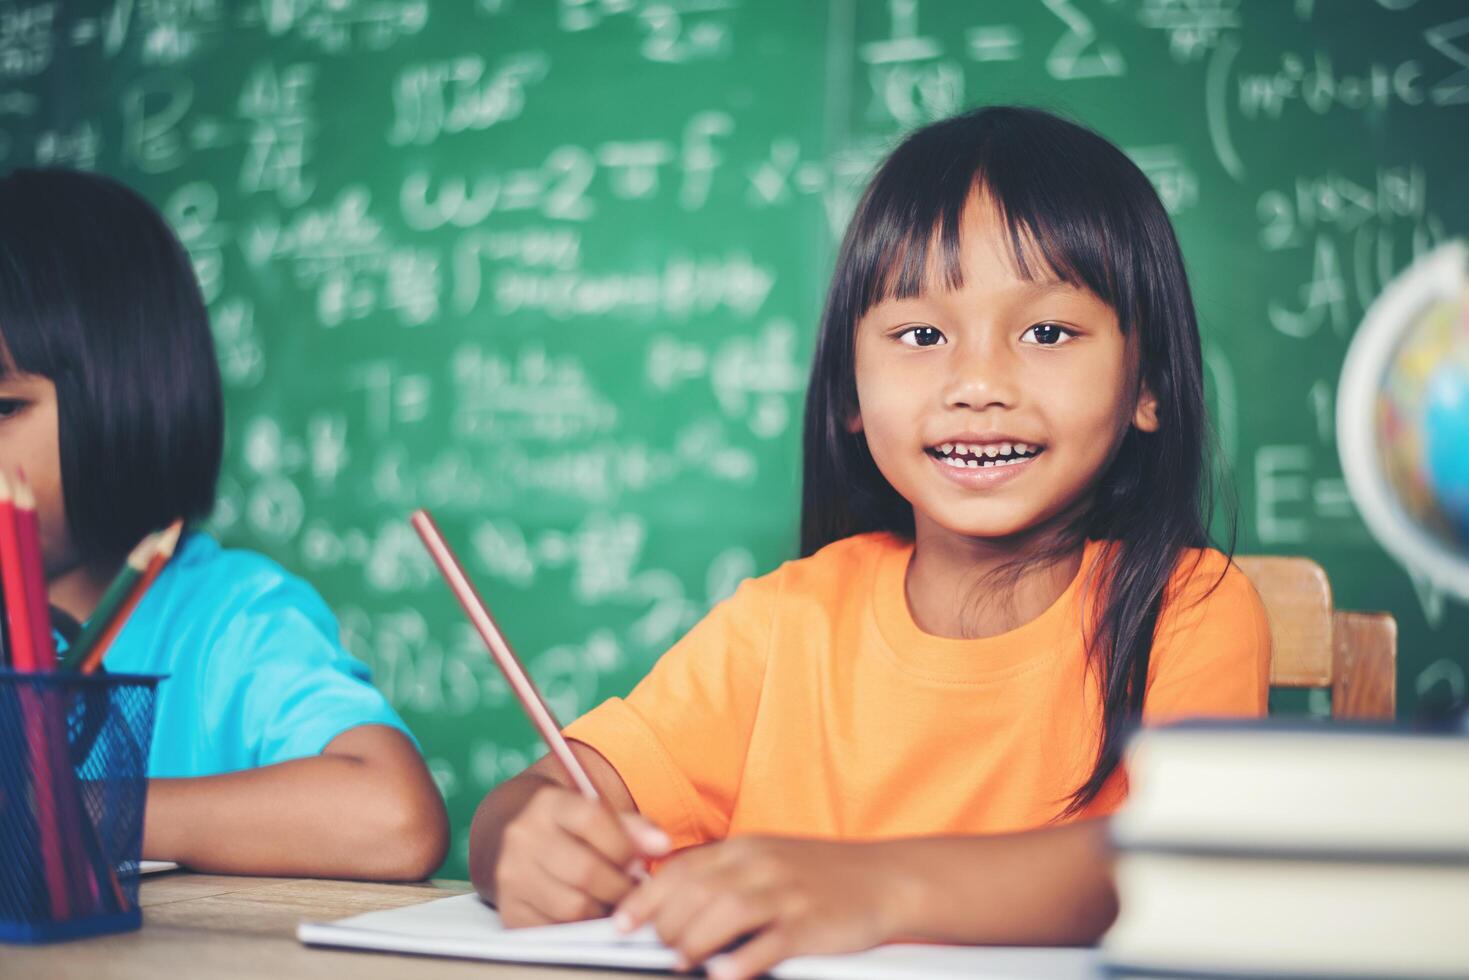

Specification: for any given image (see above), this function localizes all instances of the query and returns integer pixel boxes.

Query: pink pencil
[410,509,602,800]
[412,509,653,880]
[13,471,57,671]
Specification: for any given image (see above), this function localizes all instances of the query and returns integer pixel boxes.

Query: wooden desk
[3,871,632,979]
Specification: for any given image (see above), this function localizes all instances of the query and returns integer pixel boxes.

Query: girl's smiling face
[852,195,1159,547]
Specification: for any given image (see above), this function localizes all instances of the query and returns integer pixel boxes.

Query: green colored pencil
[59,531,159,671]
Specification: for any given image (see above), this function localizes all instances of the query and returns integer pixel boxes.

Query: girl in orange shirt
[470,105,1270,978]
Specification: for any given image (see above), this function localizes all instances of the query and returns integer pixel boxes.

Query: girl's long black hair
[800,106,1228,814]
[0,168,223,566]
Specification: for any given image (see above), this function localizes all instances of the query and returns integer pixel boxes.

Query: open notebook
[297,892,1099,979]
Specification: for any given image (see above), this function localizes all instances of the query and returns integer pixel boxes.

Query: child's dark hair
[0,167,222,565]
[801,106,1226,814]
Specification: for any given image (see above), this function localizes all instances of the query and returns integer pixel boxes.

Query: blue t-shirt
[98,531,408,778]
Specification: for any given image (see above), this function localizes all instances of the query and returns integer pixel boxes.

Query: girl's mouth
[924,441,1044,469]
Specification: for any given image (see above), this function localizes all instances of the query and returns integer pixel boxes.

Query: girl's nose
[944,349,1019,411]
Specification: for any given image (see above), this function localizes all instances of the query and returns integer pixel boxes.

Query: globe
[1339,240,1469,600]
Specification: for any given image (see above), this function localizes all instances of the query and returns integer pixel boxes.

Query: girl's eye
[0,399,24,419]
[897,325,947,348]
[1022,323,1074,346]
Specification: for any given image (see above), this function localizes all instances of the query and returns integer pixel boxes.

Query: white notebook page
[298,892,1099,979]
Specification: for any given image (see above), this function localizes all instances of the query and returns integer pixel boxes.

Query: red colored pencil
[0,470,69,918]
[15,472,134,914]
[13,471,57,671]
[0,470,36,671]
[17,470,100,910]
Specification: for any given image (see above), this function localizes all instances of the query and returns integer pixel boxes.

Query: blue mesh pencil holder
[0,669,160,943]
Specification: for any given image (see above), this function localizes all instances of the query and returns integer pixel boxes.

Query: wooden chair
[1234,556,1398,721]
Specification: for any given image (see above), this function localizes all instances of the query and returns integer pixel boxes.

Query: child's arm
[142,724,449,881]
[469,741,671,925]
[614,820,1114,980]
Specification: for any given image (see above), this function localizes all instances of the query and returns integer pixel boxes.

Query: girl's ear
[1133,383,1160,433]
[846,411,863,434]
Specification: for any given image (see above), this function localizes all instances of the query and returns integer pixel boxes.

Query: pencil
[13,471,57,670]
[0,470,69,918]
[60,532,159,672]
[0,471,36,671]
[14,473,138,914]
[412,509,655,875]
[78,519,183,675]
[15,469,104,911]
[410,509,603,800]
[0,555,9,669]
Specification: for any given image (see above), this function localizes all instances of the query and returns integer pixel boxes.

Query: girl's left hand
[611,836,911,980]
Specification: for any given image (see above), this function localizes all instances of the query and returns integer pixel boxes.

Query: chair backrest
[1233,556,1397,721]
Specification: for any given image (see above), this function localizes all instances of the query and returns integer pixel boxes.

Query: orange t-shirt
[564,533,1270,849]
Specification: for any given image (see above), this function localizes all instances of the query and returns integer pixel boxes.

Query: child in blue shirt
[0,167,448,880]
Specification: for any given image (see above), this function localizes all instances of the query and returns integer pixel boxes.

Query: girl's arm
[881,818,1116,944]
[141,724,449,880]
[614,820,1115,980]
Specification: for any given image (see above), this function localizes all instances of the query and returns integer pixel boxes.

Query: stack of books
[1103,721,1469,978]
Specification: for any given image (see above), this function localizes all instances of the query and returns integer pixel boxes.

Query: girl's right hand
[495,781,671,927]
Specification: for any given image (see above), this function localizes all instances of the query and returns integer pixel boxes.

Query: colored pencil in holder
[0,472,37,673]
[8,472,133,920]
[3,473,139,926]
[0,562,9,669]
[0,471,69,919]
[0,570,9,671]
[12,472,57,671]
[59,532,159,673]
[15,471,107,912]
[76,520,182,675]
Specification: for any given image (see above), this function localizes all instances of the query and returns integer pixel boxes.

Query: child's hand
[612,836,907,980]
[495,783,671,927]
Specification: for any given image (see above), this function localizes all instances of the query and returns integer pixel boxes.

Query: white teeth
[934,441,1043,460]
[940,454,1032,470]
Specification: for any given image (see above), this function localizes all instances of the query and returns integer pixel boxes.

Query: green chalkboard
[9,0,1468,877]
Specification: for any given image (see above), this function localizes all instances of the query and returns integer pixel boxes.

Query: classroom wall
[9,0,1467,877]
